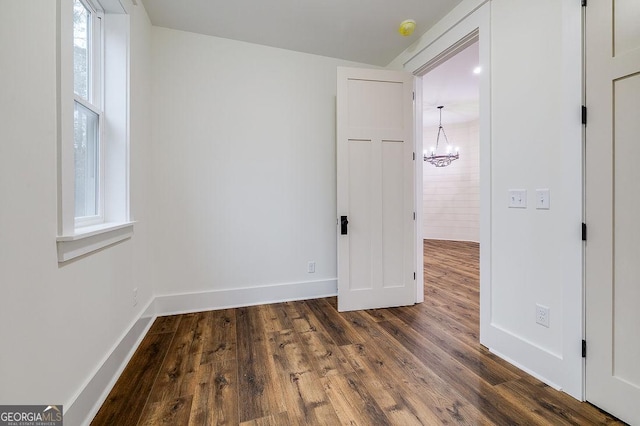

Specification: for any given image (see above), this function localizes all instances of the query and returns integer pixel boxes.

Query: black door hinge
[413,91,415,100]
[413,152,415,160]
[582,105,587,125]
[414,272,416,280]
[582,223,587,241]
[413,212,416,220]
[582,339,587,357]
[582,0,587,7]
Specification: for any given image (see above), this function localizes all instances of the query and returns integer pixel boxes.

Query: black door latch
[340,216,349,235]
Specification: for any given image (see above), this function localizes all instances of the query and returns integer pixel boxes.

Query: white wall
[423,120,479,242]
[0,1,153,421]
[486,0,583,398]
[149,28,372,305]
[389,0,583,398]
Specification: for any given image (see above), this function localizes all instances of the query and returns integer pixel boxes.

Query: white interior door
[336,67,415,312]
[585,1,640,424]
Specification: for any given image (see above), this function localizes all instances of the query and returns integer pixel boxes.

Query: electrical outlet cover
[536,304,550,327]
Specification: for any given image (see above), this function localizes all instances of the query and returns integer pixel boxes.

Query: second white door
[336,67,415,312]
[585,0,640,424]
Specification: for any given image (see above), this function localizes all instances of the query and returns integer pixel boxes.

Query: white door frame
[403,3,492,342]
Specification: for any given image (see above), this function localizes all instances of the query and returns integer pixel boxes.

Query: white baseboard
[488,347,562,391]
[154,279,338,316]
[62,279,336,425]
[64,299,156,426]
[482,322,565,393]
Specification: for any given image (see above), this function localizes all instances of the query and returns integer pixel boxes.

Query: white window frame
[74,0,105,228]
[57,0,134,262]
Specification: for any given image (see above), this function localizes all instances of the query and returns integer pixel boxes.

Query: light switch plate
[508,189,527,208]
[536,189,550,209]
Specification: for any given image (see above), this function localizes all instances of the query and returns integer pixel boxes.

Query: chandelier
[424,105,459,167]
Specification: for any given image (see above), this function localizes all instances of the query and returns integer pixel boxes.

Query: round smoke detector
[398,19,416,37]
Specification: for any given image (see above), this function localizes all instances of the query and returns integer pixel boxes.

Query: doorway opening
[419,40,481,336]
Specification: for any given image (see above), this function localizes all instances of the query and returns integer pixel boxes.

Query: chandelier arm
[437,106,443,149]
[439,125,450,146]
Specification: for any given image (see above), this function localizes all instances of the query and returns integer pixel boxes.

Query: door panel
[585,0,640,423]
[613,0,640,56]
[382,140,405,288]
[347,80,404,130]
[348,139,373,291]
[612,73,640,388]
[337,67,415,312]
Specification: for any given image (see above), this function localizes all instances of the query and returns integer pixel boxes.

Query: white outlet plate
[508,189,527,208]
[536,304,550,327]
[307,261,316,273]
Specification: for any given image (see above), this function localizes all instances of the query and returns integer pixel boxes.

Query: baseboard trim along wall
[154,279,338,316]
[483,323,564,393]
[489,347,562,391]
[64,278,337,425]
[64,299,156,426]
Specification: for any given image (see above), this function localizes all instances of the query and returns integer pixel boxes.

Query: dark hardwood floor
[92,240,623,425]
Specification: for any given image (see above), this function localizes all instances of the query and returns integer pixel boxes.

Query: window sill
[57,221,135,262]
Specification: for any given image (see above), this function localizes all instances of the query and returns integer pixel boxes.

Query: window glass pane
[73,0,90,100]
[74,102,99,218]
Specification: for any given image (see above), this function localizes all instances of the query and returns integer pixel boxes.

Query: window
[73,0,103,225]
[57,0,133,262]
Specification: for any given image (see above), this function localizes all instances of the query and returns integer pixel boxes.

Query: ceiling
[140,0,464,66]
[422,41,480,127]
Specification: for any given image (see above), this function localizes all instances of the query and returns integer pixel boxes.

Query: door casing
[403,3,492,356]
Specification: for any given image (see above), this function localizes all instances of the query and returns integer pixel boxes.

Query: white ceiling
[422,41,480,127]
[140,0,464,66]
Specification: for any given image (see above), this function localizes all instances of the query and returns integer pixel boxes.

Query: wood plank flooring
[92,240,624,425]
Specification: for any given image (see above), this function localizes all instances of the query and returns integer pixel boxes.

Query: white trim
[561,0,585,401]
[59,0,78,236]
[490,321,563,360]
[57,221,134,262]
[98,0,128,14]
[489,347,563,392]
[155,279,337,316]
[74,95,102,114]
[59,0,131,254]
[63,299,155,426]
[483,321,569,391]
[73,98,105,227]
[402,3,491,345]
[414,77,424,303]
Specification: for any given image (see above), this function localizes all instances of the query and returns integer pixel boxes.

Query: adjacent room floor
[92,240,622,425]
